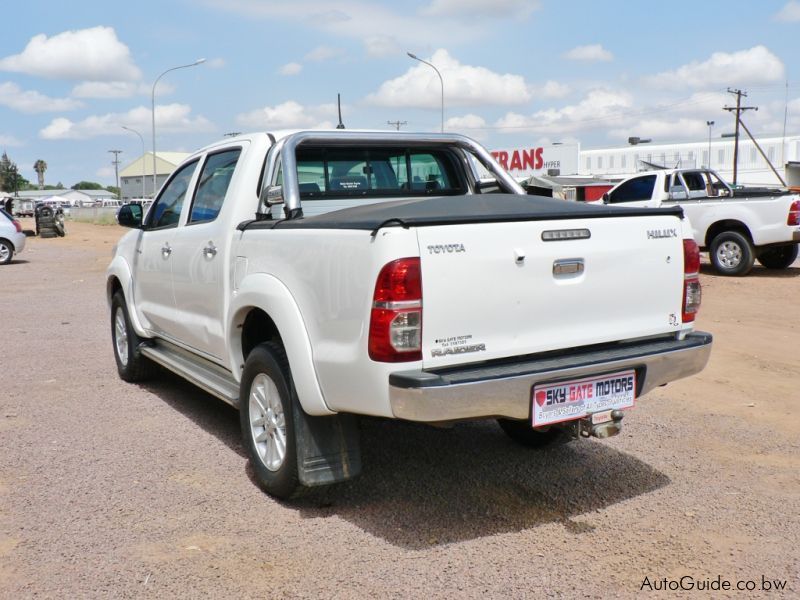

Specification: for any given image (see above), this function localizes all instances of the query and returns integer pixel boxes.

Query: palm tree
[33,159,47,190]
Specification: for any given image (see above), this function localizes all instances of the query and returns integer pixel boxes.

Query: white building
[580,134,800,187]
[119,152,190,199]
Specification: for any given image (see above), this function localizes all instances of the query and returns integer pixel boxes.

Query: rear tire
[0,240,13,265]
[497,418,571,448]
[709,231,754,276]
[757,244,798,269]
[240,342,302,499]
[111,291,157,382]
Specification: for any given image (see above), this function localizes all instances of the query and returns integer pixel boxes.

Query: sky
[1,0,800,188]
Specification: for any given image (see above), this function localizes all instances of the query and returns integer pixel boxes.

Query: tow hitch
[559,410,625,439]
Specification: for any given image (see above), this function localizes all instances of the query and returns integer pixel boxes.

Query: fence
[65,207,120,225]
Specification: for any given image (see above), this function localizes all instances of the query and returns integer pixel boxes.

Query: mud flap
[292,402,361,487]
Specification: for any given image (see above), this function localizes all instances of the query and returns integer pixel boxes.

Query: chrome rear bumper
[389,332,712,422]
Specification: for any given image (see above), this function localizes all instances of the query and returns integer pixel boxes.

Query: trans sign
[488,144,579,179]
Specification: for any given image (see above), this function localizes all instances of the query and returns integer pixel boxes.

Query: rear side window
[189,149,241,223]
[293,147,464,200]
[681,172,706,192]
[148,159,199,229]
[608,175,657,203]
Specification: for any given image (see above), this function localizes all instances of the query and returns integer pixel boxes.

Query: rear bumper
[389,332,712,422]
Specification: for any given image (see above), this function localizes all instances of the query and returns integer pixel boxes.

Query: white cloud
[421,0,538,18]
[364,36,400,58]
[96,166,116,179]
[367,49,530,108]
[206,57,226,69]
[494,89,633,135]
[235,101,334,130]
[775,1,800,21]
[644,46,785,89]
[279,62,303,76]
[608,118,709,141]
[202,0,483,52]
[444,113,488,139]
[71,80,175,99]
[305,46,345,61]
[0,134,22,146]
[564,44,613,62]
[0,26,141,81]
[0,82,82,113]
[538,80,571,99]
[39,104,213,140]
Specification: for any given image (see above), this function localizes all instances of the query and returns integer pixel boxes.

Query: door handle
[203,242,217,258]
[161,243,172,257]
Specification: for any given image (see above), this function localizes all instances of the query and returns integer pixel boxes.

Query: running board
[139,342,240,407]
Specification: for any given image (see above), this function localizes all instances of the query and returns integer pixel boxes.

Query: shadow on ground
[143,372,670,549]
[700,264,800,278]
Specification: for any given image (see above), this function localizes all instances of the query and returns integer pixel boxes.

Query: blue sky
[2,0,799,188]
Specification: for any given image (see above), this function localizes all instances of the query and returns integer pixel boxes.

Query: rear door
[169,147,243,360]
[606,174,660,207]
[417,214,685,369]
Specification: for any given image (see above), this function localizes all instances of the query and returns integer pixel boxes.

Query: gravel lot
[1,221,798,598]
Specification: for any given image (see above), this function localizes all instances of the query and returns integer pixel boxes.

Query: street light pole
[151,58,206,196]
[407,52,444,133]
[706,120,714,168]
[122,125,146,199]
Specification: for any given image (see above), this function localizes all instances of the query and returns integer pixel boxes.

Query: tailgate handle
[553,258,584,277]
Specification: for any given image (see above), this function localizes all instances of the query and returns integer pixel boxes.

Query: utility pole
[109,149,122,199]
[387,120,407,131]
[723,89,757,185]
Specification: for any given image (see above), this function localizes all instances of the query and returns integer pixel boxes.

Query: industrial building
[119,152,190,199]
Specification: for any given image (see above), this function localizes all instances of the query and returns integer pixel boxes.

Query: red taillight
[682,239,701,323]
[788,200,800,226]
[12,219,22,233]
[369,258,422,362]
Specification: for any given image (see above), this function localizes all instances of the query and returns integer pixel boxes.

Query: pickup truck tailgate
[417,214,686,368]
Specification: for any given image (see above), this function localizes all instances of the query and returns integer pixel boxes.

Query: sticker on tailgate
[532,370,636,427]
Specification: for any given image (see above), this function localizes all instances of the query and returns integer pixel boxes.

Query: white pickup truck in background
[107,131,712,499]
[595,168,800,275]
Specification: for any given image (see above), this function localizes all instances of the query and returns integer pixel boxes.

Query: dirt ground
[1,220,798,598]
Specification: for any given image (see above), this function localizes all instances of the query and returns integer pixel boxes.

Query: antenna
[336,93,345,129]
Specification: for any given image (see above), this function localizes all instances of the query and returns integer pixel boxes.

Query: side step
[139,341,240,407]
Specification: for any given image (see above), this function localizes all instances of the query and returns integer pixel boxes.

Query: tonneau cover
[251,194,684,231]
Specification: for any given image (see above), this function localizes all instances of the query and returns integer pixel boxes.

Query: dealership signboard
[482,144,580,179]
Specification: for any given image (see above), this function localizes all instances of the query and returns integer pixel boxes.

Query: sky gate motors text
[544,374,635,406]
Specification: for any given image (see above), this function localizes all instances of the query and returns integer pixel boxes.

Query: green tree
[33,159,47,190]
[106,185,121,197]
[1,152,31,193]
[71,180,105,190]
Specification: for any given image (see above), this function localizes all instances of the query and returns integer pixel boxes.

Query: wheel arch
[0,236,16,252]
[704,220,753,248]
[228,273,333,416]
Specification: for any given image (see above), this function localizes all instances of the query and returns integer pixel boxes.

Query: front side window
[608,175,657,203]
[147,159,199,229]
[681,171,707,192]
[189,149,241,223]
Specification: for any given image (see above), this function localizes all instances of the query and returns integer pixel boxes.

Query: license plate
[531,370,636,427]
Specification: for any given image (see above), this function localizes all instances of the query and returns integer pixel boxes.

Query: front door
[133,158,199,339]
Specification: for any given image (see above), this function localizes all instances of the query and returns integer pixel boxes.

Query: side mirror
[668,186,688,201]
[260,185,284,207]
[117,203,143,228]
[602,192,610,204]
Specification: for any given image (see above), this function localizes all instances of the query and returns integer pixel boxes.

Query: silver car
[0,208,26,264]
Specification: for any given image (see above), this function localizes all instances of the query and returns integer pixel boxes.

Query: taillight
[682,239,701,323]
[12,219,22,233]
[369,258,422,362]
[788,200,800,226]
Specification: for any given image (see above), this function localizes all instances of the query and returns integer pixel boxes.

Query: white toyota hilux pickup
[107,131,712,498]
[595,168,800,276]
